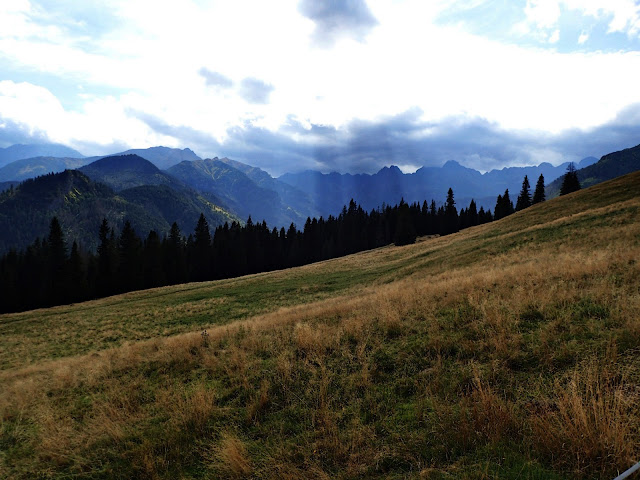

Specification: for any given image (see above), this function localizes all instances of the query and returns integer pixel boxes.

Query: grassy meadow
[1,172,639,479]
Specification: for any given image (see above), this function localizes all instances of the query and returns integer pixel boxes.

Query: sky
[1,0,640,175]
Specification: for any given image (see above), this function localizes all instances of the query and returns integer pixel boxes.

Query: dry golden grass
[209,433,253,477]
[1,172,639,478]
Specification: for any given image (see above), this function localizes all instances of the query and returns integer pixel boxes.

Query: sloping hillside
[1,172,639,478]
[0,156,89,182]
[79,154,186,192]
[169,158,302,228]
[113,146,201,170]
[218,157,320,223]
[0,169,236,252]
[547,142,640,197]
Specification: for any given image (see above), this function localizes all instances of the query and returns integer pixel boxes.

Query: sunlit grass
[1,171,639,479]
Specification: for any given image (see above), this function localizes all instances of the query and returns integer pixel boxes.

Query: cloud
[298,0,378,47]
[578,31,589,44]
[198,68,233,88]
[132,105,640,177]
[524,0,561,29]
[521,0,640,41]
[0,116,51,148]
[238,78,274,104]
[127,109,221,158]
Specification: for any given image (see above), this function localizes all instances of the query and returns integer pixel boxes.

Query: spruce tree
[191,213,212,281]
[118,220,143,292]
[494,189,515,220]
[503,189,514,215]
[515,175,532,211]
[468,199,478,226]
[165,222,187,284]
[97,218,116,296]
[47,216,68,303]
[68,241,86,301]
[394,201,416,246]
[443,188,458,234]
[47,217,67,265]
[560,163,581,195]
[143,230,164,288]
[494,194,503,220]
[532,174,545,204]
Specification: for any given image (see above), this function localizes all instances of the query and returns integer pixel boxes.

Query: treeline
[0,169,571,313]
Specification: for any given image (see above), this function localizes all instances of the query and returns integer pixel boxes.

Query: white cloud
[520,0,640,39]
[0,0,640,168]
[563,0,640,37]
[524,0,561,29]
[0,81,176,153]
[549,28,560,43]
[578,31,589,44]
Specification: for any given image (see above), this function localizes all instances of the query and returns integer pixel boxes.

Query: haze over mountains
[0,146,200,183]
[0,144,84,169]
[278,156,598,216]
[0,141,638,253]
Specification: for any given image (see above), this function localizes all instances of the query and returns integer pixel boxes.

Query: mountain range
[167,157,313,228]
[0,141,638,253]
[0,146,200,182]
[277,156,599,216]
[0,144,84,169]
[546,144,640,197]
[0,163,238,253]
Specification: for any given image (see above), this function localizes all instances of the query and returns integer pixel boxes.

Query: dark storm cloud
[132,106,640,177]
[127,109,221,157]
[198,68,233,89]
[298,0,379,47]
[0,117,50,148]
[218,107,640,175]
[238,78,274,104]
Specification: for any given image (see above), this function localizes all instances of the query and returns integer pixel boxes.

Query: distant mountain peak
[0,143,84,169]
[377,165,402,175]
[111,146,202,170]
[87,154,160,173]
[442,160,464,169]
[578,156,598,168]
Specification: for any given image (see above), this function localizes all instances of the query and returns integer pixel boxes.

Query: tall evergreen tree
[46,216,68,303]
[503,189,514,215]
[47,217,67,267]
[96,218,117,296]
[494,194,503,220]
[468,199,479,226]
[68,241,86,301]
[494,189,515,220]
[515,175,532,211]
[165,222,187,284]
[532,174,545,204]
[443,188,458,234]
[190,213,212,281]
[394,200,416,246]
[118,220,143,292]
[560,162,581,195]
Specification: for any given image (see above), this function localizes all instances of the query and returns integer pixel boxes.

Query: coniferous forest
[0,179,544,313]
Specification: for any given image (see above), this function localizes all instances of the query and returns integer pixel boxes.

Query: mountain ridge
[278,156,600,216]
[0,169,237,253]
[168,158,306,228]
[79,154,187,192]
[0,144,84,169]
[546,144,640,197]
